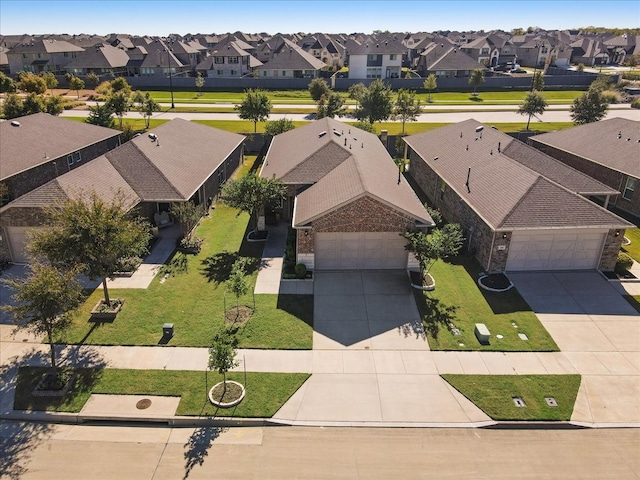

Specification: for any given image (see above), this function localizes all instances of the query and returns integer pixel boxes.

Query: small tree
[317,91,346,119]
[1,263,83,375]
[208,328,240,396]
[86,72,100,90]
[44,95,64,116]
[28,190,151,307]
[423,74,437,103]
[393,89,422,136]
[570,88,609,125]
[1,93,23,119]
[133,91,160,129]
[220,174,286,232]
[41,71,58,95]
[106,90,130,128]
[518,90,548,130]
[308,78,331,102]
[532,71,545,91]
[195,72,205,96]
[576,63,585,72]
[226,257,250,310]
[264,118,295,136]
[0,72,16,93]
[402,224,464,284]
[469,68,485,96]
[358,79,394,124]
[235,88,271,133]
[110,77,132,95]
[170,201,205,243]
[69,75,85,99]
[86,102,115,128]
[22,92,45,115]
[347,82,367,117]
[17,72,47,94]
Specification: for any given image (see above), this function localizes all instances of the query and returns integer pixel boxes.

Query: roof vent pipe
[498,141,501,153]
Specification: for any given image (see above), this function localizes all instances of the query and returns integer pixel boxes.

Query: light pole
[165,43,175,109]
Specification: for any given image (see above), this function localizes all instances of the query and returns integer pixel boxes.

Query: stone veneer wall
[599,228,625,271]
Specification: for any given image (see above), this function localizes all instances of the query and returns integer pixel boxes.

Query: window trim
[623,177,636,200]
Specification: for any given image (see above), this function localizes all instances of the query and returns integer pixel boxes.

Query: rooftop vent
[148,133,157,141]
[475,125,484,132]
[10,120,20,127]
[333,129,341,137]
[318,131,327,138]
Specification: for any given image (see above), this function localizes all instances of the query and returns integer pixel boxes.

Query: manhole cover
[136,398,152,410]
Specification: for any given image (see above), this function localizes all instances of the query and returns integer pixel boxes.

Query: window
[74,151,81,163]
[623,177,636,200]
[67,154,74,167]
[217,69,223,76]
[503,48,510,54]
[218,169,226,186]
[230,70,237,76]
[389,54,396,60]
[366,67,382,78]
[228,56,239,64]
[22,53,27,59]
[215,56,224,64]
[481,48,489,55]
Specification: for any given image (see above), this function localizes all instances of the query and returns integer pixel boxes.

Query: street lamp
[164,42,175,109]
[397,158,410,184]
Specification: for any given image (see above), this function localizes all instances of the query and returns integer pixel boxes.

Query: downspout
[486,231,496,272]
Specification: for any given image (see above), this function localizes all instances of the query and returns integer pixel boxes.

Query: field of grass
[14,366,309,418]
[61,156,313,349]
[442,374,581,421]
[414,257,559,352]
[621,225,640,263]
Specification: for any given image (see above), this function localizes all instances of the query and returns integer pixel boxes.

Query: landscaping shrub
[601,90,622,103]
[294,263,307,279]
[631,98,640,109]
[622,71,640,81]
[615,252,634,274]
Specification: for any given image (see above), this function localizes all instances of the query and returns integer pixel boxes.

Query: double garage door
[506,229,606,271]
[5,226,43,264]
[315,232,408,270]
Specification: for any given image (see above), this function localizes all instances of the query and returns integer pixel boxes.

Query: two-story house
[7,37,84,75]
[196,42,262,78]
[347,40,405,79]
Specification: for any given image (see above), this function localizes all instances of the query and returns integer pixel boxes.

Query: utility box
[163,323,174,337]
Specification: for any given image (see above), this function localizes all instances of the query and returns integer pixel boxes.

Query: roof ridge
[107,141,182,201]
[498,175,545,229]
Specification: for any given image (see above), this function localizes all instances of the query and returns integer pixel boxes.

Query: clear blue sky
[1,0,638,36]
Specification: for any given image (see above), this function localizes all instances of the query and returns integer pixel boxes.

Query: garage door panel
[316,232,407,270]
[6,226,42,263]
[506,229,605,271]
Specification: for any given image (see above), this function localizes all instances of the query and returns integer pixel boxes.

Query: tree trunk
[526,114,532,130]
[47,328,57,372]
[102,277,111,307]
[222,372,227,396]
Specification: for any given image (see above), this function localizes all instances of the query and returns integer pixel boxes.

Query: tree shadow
[412,289,458,339]
[200,250,241,284]
[182,426,228,479]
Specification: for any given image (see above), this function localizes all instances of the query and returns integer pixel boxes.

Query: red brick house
[259,118,433,270]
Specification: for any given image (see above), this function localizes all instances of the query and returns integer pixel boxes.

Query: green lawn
[61,156,313,349]
[414,257,559,351]
[621,226,640,263]
[14,366,309,417]
[442,374,581,421]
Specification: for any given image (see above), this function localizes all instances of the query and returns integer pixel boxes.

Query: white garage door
[6,226,40,263]
[506,229,606,271]
[315,232,408,270]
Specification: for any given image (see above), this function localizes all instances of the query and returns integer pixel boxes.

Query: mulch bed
[478,273,512,291]
[210,381,243,406]
[225,306,253,326]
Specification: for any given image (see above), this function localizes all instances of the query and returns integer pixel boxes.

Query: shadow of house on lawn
[276,294,314,328]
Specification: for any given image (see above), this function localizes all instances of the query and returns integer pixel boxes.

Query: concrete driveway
[273,271,492,426]
[313,270,427,350]
[509,271,640,425]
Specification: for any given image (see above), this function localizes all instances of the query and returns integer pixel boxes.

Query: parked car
[510,69,527,74]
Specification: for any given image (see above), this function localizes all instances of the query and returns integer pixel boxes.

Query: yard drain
[136,398,152,410]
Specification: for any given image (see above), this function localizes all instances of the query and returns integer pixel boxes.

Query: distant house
[404,119,631,273]
[604,34,640,65]
[347,40,405,79]
[138,40,190,77]
[416,43,483,78]
[570,37,609,66]
[256,39,326,79]
[460,33,516,67]
[0,119,245,263]
[260,118,433,271]
[6,38,84,75]
[0,113,122,204]
[196,42,262,78]
[64,42,129,77]
[528,118,640,218]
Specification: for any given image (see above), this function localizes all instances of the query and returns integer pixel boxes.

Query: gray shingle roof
[530,118,640,178]
[64,43,130,69]
[0,113,120,181]
[404,119,631,230]
[259,39,326,71]
[260,118,432,227]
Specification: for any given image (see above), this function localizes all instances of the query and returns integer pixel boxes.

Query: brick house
[403,119,633,273]
[528,118,640,219]
[259,118,433,271]
[0,113,122,204]
[0,119,245,263]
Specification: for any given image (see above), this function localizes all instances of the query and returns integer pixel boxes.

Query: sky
[1,0,638,36]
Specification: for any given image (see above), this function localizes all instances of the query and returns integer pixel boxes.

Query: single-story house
[257,39,326,79]
[259,118,433,271]
[0,119,245,263]
[528,118,640,219]
[403,119,633,272]
[0,113,122,204]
